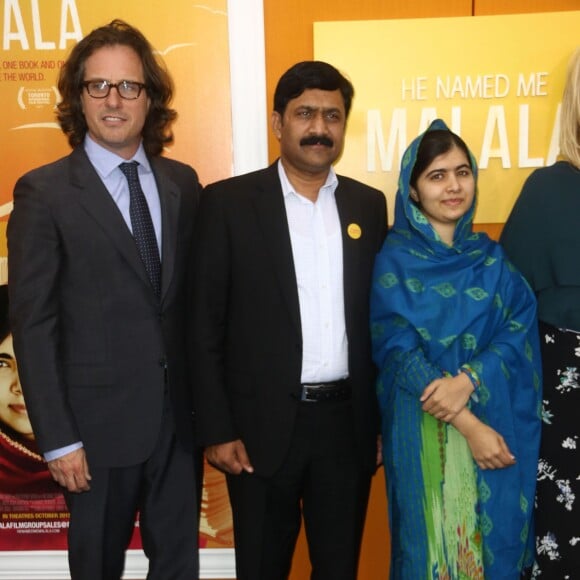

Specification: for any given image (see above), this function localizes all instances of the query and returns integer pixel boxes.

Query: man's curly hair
[56,19,176,157]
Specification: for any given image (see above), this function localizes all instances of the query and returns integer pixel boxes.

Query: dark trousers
[65,405,199,580]
[227,399,372,580]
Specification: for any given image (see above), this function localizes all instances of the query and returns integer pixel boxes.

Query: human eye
[0,357,14,372]
[324,110,341,122]
[119,81,141,97]
[296,108,313,119]
[457,168,472,177]
[87,80,109,94]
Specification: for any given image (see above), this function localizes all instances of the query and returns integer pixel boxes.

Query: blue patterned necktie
[119,161,161,298]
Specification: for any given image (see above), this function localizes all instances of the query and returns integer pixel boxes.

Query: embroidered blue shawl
[371,119,542,578]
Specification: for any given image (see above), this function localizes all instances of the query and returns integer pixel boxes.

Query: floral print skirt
[532,321,580,578]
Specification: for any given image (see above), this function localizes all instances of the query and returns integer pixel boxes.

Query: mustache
[300,135,334,147]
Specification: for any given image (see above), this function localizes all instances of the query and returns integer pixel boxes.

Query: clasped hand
[420,372,474,422]
[421,373,516,470]
[460,417,516,470]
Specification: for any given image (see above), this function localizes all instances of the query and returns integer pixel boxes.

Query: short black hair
[273,61,354,118]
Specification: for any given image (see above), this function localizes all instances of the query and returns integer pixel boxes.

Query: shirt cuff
[44,442,84,462]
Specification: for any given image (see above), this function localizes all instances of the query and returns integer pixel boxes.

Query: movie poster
[0,0,234,555]
[0,279,69,549]
[314,11,580,224]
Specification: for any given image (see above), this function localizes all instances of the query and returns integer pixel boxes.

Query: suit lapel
[71,148,180,302]
[252,164,302,336]
[335,180,362,334]
[71,148,152,291]
[151,157,180,303]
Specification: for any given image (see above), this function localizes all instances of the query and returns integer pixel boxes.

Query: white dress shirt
[278,160,348,384]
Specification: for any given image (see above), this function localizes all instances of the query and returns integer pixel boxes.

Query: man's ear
[271,111,282,140]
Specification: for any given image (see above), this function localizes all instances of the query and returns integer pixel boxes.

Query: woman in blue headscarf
[371,119,542,579]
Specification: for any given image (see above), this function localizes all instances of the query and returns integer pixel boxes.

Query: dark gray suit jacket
[8,146,201,468]
[192,162,388,476]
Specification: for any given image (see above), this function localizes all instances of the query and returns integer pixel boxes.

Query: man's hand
[205,440,254,475]
[47,448,91,492]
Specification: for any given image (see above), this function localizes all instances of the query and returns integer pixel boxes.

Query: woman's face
[410,145,475,245]
[0,334,34,439]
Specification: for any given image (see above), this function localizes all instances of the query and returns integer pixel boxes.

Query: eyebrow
[425,163,471,177]
[86,78,142,82]
[296,105,342,113]
[0,353,14,361]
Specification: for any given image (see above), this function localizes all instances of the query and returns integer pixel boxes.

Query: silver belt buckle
[300,384,321,402]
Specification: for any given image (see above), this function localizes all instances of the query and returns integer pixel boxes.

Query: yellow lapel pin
[347,223,362,240]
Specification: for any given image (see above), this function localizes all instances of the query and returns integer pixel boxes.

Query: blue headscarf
[371,119,542,578]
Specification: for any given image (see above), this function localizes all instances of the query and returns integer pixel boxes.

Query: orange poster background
[0,0,234,551]
[0,0,233,251]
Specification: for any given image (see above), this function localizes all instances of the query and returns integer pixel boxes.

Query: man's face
[80,44,150,159]
[271,88,346,179]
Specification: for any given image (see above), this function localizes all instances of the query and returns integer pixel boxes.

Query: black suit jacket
[8,146,201,468]
[192,162,387,476]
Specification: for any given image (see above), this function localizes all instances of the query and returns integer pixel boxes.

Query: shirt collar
[84,135,152,180]
[277,159,338,201]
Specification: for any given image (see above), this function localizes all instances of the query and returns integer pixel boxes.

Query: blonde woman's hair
[559,47,580,169]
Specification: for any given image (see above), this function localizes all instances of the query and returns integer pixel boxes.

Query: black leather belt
[300,380,351,403]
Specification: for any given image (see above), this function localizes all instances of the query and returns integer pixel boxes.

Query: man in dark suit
[7,20,200,579]
[192,61,388,580]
